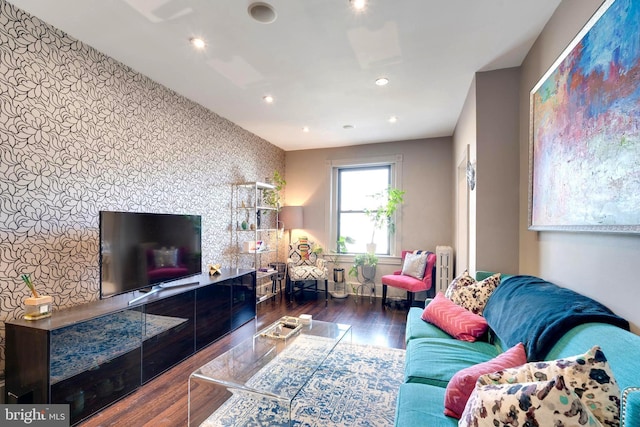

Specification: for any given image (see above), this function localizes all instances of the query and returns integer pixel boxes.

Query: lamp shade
[279,206,303,230]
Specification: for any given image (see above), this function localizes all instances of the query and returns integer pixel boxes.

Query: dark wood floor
[79,294,409,427]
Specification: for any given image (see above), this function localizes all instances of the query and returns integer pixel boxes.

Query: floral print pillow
[477,346,621,427]
[450,273,501,315]
[444,270,476,299]
[460,375,603,426]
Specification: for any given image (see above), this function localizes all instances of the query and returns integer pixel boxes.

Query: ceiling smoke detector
[248,2,277,24]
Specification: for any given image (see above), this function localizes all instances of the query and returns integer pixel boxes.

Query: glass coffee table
[188,317,351,426]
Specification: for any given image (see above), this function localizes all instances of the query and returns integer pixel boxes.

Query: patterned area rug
[202,335,405,426]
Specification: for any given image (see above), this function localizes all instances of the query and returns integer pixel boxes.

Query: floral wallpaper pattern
[0,1,284,374]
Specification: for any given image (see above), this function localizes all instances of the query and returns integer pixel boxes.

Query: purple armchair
[381,250,436,307]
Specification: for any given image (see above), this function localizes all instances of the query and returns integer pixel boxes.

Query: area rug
[201,335,405,426]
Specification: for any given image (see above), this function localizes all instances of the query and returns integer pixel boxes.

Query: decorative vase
[330,268,348,299]
[24,295,53,320]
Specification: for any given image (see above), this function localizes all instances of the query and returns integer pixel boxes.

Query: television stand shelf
[5,269,256,426]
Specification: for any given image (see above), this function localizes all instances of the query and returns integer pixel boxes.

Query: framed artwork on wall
[528,0,640,233]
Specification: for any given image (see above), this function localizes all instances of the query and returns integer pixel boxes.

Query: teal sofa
[394,273,640,426]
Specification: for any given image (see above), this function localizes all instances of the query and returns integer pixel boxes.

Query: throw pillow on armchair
[401,251,428,280]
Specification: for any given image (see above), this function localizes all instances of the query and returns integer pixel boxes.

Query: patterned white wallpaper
[0,1,285,373]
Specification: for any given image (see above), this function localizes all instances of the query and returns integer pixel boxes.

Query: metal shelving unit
[232,182,280,303]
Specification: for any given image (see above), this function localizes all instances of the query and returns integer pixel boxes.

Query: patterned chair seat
[287,237,328,301]
[289,265,326,281]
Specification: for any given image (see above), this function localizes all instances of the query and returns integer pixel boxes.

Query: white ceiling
[8,0,561,151]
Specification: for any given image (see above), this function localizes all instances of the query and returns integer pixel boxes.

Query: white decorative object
[299,314,312,324]
[435,246,454,294]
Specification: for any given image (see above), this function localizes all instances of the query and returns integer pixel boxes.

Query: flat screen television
[99,211,202,299]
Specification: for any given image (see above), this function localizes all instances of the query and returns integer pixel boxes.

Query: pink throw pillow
[421,292,488,342]
[443,343,527,419]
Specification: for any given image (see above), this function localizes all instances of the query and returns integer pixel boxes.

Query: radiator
[435,246,453,294]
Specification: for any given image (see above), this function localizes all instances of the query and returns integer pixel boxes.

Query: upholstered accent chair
[287,237,328,301]
[381,250,436,307]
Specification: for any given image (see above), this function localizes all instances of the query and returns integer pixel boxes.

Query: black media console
[5,269,256,425]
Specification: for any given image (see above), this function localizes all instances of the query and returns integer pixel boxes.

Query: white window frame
[325,154,403,261]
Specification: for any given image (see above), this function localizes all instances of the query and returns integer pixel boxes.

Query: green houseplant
[364,188,405,253]
[259,170,286,228]
[324,236,354,299]
[324,236,355,266]
[324,236,354,275]
[263,170,286,209]
[348,252,378,297]
[348,252,378,280]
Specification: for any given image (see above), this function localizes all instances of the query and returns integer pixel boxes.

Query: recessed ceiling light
[248,2,277,24]
[189,37,206,49]
[375,77,389,86]
[389,116,398,123]
[302,126,310,133]
[343,124,354,129]
[263,95,274,104]
[350,0,367,11]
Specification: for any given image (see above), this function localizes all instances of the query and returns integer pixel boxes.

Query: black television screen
[100,211,202,299]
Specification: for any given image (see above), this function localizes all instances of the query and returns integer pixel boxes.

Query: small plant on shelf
[263,170,286,210]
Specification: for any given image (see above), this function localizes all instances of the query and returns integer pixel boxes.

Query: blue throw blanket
[483,275,629,361]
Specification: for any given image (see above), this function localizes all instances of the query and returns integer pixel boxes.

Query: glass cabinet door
[231,272,256,329]
[142,290,195,383]
[50,309,143,425]
[195,282,232,350]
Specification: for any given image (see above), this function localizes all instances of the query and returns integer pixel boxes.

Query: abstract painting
[529,0,640,233]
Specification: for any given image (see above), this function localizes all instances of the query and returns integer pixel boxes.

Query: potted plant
[311,242,323,255]
[259,170,285,227]
[324,236,355,266]
[325,236,355,299]
[263,170,286,210]
[364,187,405,254]
[348,252,378,282]
[348,253,378,298]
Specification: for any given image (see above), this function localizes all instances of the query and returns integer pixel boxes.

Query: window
[329,156,402,256]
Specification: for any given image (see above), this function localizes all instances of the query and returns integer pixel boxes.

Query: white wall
[519,0,640,332]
